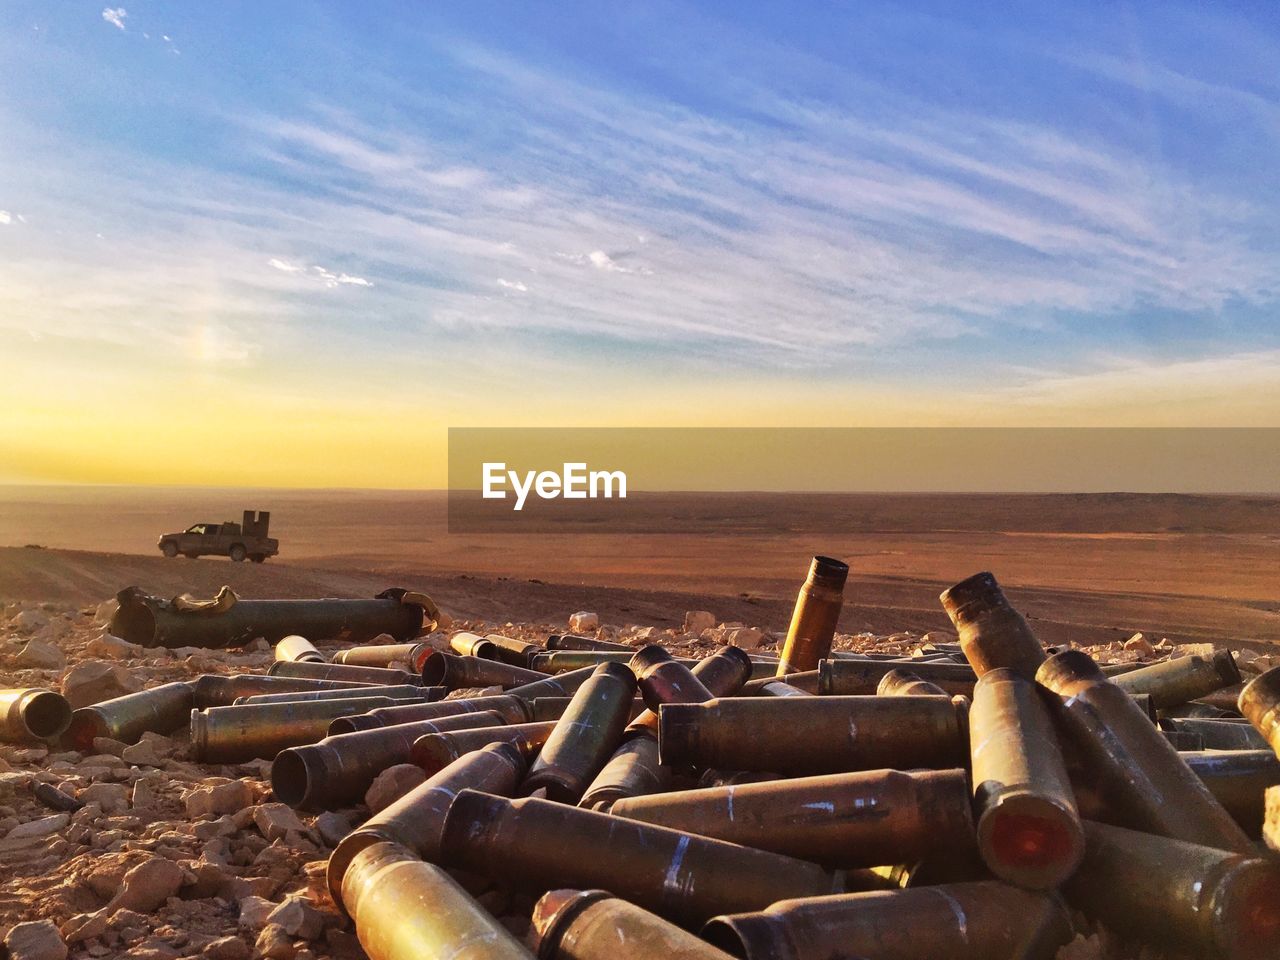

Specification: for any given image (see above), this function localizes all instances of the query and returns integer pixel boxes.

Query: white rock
[12,609,51,634]
[684,611,716,635]
[93,599,119,625]
[4,813,70,840]
[4,920,67,960]
[568,611,599,633]
[60,661,142,709]
[86,634,143,660]
[365,764,426,813]
[267,895,325,939]
[723,627,765,651]
[253,803,307,841]
[237,895,276,930]
[16,639,65,670]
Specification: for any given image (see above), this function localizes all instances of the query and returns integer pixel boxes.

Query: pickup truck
[158,510,278,563]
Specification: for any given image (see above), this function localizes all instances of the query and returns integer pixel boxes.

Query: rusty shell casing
[340,840,532,960]
[483,633,544,667]
[272,710,507,810]
[1239,665,1280,758]
[420,651,551,689]
[448,632,498,659]
[625,644,753,749]
[610,768,974,869]
[1036,650,1254,854]
[274,634,326,663]
[411,721,557,775]
[523,662,639,802]
[876,669,950,697]
[0,688,72,742]
[1066,820,1280,960]
[327,741,527,913]
[330,694,531,733]
[1111,651,1242,709]
[506,665,600,703]
[819,659,976,697]
[577,733,669,811]
[192,673,374,708]
[740,670,821,696]
[529,651,696,674]
[191,696,400,763]
[331,642,431,670]
[440,790,846,928]
[753,680,815,698]
[236,684,443,706]
[659,695,966,776]
[111,586,424,649]
[531,696,645,722]
[940,571,1046,680]
[64,681,194,751]
[776,556,848,677]
[533,889,737,960]
[969,668,1083,889]
[546,634,632,652]
[1180,750,1280,838]
[268,659,424,687]
[701,880,1073,960]
[1162,717,1269,751]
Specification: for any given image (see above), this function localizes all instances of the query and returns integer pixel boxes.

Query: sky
[1,2,1277,487]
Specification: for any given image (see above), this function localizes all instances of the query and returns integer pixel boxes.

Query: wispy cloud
[101,7,127,31]
[269,258,373,289]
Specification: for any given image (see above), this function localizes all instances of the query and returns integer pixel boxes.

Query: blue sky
[1,2,1278,483]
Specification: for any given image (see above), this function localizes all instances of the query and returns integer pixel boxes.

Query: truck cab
[158,511,279,563]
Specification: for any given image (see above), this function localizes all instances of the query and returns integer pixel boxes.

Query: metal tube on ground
[753,680,814,698]
[440,790,847,928]
[876,669,949,697]
[327,741,527,913]
[64,681,194,750]
[940,571,1046,680]
[191,696,401,763]
[448,632,498,659]
[1239,665,1280,758]
[193,673,375,708]
[268,660,423,686]
[1036,650,1254,854]
[0,688,72,742]
[507,666,603,703]
[530,697,645,722]
[272,710,507,810]
[340,841,532,960]
[330,695,530,733]
[530,651,697,673]
[236,684,443,706]
[819,659,976,697]
[776,556,848,677]
[546,634,632,652]
[610,768,974,869]
[701,881,1073,960]
[1161,717,1269,751]
[533,889,738,960]
[740,671,821,696]
[484,633,544,667]
[1180,750,1280,837]
[275,635,326,663]
[332,642,431,670]
[411,721,557,775]
[523,662,638,802]
[111,586,427,649]
[1065,821,1280,960]
[419,651,551,689]
[968,668,1083,889]
[659,696,967,776]
[1111,651,1242,710]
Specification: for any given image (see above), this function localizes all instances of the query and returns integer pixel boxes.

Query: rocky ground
[0,598,1273,960]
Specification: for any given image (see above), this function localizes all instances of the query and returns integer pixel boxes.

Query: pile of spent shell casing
[12,562,1280,960]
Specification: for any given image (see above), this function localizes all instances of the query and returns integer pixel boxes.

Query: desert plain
[0,485,1276,959]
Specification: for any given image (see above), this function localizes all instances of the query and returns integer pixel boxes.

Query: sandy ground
[0,488,1276,648]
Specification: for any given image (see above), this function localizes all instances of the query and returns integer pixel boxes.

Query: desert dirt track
[0,487,1277,649]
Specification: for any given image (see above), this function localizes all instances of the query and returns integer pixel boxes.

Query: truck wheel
[161,540,178,558]
[250,554,266,564]
[229,544,247,563]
